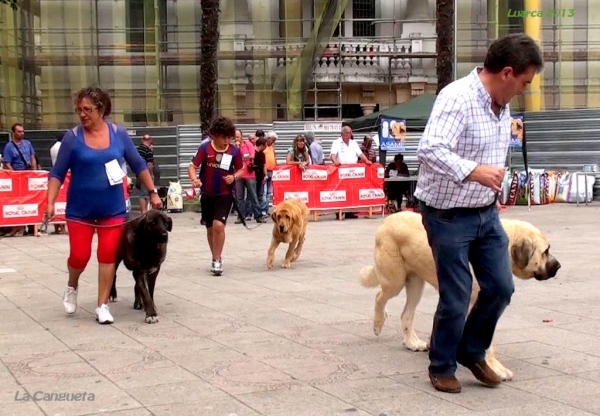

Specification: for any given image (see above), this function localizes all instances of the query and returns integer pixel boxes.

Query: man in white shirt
[330,126,372,166]
[50,134,63,167]
[414,33,544,394]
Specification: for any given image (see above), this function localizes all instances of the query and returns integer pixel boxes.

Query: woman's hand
[224,175,235,185]
[45,203,54,221]
[150,193,163,209]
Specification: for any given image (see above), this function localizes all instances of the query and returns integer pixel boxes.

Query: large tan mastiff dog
[267,198,309,269]
[359,211,561,381]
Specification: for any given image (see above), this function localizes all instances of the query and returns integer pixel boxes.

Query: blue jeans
[235,178,261,219]
[265,170,273,203]
[420,201,514,377]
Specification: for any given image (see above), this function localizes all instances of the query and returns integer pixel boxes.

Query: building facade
[0,0,597,130]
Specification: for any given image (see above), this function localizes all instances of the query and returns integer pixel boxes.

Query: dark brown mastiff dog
[109,210,173,324]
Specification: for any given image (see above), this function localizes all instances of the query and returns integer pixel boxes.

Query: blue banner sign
[379,117,407,152]
[510,115,524,149]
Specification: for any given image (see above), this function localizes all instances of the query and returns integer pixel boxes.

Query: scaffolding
[0,0,598,129]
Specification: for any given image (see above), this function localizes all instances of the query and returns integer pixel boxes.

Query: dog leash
[521,119,530,211]
[39,212,148,234]
[229,190,267,231]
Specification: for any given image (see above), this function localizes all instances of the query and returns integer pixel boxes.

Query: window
[352,0,375,37]
[126,0,156,52]
[332,12,346,38]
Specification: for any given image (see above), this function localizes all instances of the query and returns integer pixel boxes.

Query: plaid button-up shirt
[414,67,512,209]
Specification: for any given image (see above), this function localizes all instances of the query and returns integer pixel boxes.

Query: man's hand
[192,178,202,188]
[366,160,373,165]
[224,175,235,185]
[466,165,504,192]
[496,199,502,212]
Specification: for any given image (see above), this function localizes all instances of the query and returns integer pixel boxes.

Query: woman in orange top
[262,131,278,211]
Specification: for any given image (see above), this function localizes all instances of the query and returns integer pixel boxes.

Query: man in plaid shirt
[414,33,543,394]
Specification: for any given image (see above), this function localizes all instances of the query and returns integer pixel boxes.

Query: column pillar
[524,0,542,111]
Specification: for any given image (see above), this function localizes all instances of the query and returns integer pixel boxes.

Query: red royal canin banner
[272,163,386,210]
[0,170,70,227]
[0,170,127,227]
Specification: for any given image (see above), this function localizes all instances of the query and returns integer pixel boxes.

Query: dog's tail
[359,266,379,288]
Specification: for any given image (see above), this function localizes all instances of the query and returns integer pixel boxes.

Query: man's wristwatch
[150,188,158,194]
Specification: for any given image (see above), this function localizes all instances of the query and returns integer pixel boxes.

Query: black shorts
[200,193,233,228]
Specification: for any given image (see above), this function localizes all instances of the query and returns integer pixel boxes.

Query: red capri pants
[66,218,125,269]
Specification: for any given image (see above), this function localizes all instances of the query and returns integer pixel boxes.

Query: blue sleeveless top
[49,122,147,220]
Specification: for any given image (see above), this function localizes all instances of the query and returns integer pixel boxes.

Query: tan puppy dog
[359,211,561,381]
[391,121,407,143]
[511,118,523,141]
[267,198,309,269]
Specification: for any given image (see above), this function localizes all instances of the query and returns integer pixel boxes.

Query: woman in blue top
[47,87,162,325]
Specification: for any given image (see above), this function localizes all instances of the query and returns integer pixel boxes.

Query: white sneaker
[95,304,114,324]
[63,286,78,314]
[211,259,223,276]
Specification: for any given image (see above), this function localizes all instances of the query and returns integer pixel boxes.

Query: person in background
[234,129,244,148]
[235,132,261,224]
[252,137,268,221]
[3,123,37,171]
[136,134,154,214]
[330,126,371,219]
[264,131,278,207]
[47,86,161,325]
[50,133,63,167]
[384,154,411,212]
[3,123,37,237]
[360,134,377,163]
[49,133,67,234]
[305,132,324,165]
[149,142,161,188]
[188,116,244,276]
[286,135,311,168]
[330,126,372,166]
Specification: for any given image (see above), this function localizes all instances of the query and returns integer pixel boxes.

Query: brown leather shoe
[462,360,502,386]
[428,372,462,393]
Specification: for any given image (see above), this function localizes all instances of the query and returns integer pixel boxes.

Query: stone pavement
[0,204,599,416]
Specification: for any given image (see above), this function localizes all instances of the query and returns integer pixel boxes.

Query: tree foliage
[0,0,19,10]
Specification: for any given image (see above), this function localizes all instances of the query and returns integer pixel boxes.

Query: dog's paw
[133,300,143,310]
[488,358,513,381]
[109,295,118,303]
[403,337,429,352]
[282,260,291,269]
[373,311,387,336]
[145,315,159,324]
[267,258,274,270]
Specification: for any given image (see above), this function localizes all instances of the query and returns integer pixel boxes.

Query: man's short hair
[256,137,267,147]
[484,33,544,75]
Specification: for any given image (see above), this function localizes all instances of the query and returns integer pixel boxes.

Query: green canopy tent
[343,93,437,132]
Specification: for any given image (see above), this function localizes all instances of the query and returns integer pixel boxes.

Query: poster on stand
[378,117,407,152]
[510,115,524,149]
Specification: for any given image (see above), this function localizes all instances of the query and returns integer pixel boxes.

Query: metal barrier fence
[4,109,600,202]
[509,108,600,200]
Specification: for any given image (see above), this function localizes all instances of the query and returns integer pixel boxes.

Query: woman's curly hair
[74,87,112,117]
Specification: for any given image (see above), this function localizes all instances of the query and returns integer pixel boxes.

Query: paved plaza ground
[0,204,599,416]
